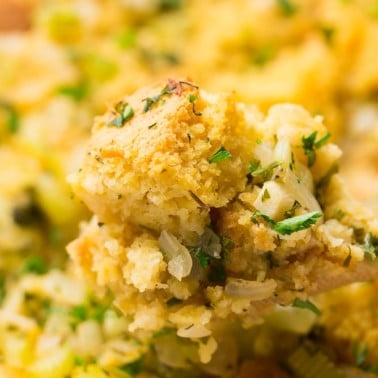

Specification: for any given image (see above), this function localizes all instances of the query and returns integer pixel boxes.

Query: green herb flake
[221,236,235,252]
[284,201,301,218]
[194,248,211,268]
[252,45,276,66]
[252,211,322,235]
[69,305,87,322]
[250,161,280,181]
[251,211,276,228]
[363,233,378,260]
[21,256,47,275]
[57,83,87,102]
[320,26,335,44]
[302,131,331,167]
[189,94,196,103]
[353,342,368,367]
[122,104,134,122]
[262,189,270,202]
[115,29,136,49]
[333,209,346,221]
[148,122,157,129]
[92,305,108,322]
[188,94,202,116]
[107,101,134,128]
[276,0,297,17]
[119,358,143,375]
[0,102,20,134]
[74,356,85,366]
[293,298,321,316]
[143,84,172,112]
[248,158,260,173]
[273,211,322,235]
[209,147,232,163]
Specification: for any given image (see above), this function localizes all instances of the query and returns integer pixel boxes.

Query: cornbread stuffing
[68,79,378,369]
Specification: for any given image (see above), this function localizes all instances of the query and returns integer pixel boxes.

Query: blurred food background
[0,0,377,377]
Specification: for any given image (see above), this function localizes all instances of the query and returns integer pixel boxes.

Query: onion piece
[274,139,291,165]
[200,228,222,259]
[177,324,211,338]
[254,143,274,166]
[283,169,321,212]
[225,278,276,300]
[159,230,192,281]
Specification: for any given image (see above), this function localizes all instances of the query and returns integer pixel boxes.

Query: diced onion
[159,230,192,281]
[253,181,295,220]
[225,278,276,300]
[177,324,211,338]
[254,143,274,166]
[200,228,221,259]
[283,169,321,212]
[274,139,291,165]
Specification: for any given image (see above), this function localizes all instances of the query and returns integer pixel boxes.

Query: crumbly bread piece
[68,79,378,358]
[69,79,257,244]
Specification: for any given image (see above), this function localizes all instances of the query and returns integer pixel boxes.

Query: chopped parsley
[74,356,86,366]
[251,211,322,235]
[262,189,270,202]
[220,236,235,252]
[57,82,87,102]
[319,26,335,44]
[209,147,232,163]
[363,233,378,260]
[189,94,202,116]
[143,85,172,112]
[192,248,211,268]
[143,80,199,112]
[190,228,222,268]
[115,29,137,49]
[284,201,301,218]
[276,0,297,16]
[333,209,346,221]
[248,158,260,173]
[69,304,87,322]
[0,102,19,134]
[353,342,368,367]
[249,161,281,181]
[252,45,276,66]
[21,256,47,275]
[148,122,157,129]
[302,131,331,167]
[119,358,143,375]
[107,101,134,127]
[293,298,321,316]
